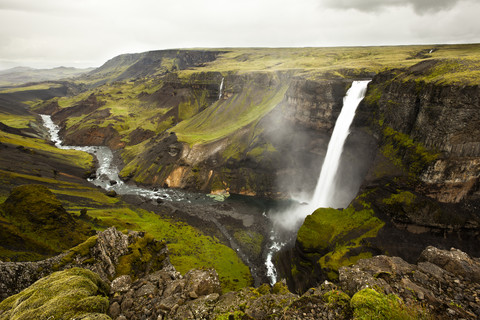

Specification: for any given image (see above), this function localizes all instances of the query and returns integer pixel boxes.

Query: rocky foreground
[0,227,479,320]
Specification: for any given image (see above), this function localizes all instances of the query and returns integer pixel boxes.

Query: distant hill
[80,49,225,86]
[0,66,94,86]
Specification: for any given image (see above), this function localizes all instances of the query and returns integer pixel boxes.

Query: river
[40,114,280,285]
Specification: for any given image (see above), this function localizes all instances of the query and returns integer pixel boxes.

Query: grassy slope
[0,112,251,291]
[173,81,288,146]
[3,43,479,291]
[0,83,63,94]
[46,44,480,149]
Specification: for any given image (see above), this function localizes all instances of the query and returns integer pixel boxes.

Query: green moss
[215,311,250,320]
[383,191,416,206]
[320,251,373,281]
[115,233,167,278]
[296,206,384,280]
[0,268,111,320]
[233,230,263,257]
[56,235,98,269]
[272,282,290,295]
[323,289,351,307]
[297,207,383,253]
[364,85,383,105]
[380,126,438,178]
[246,143,276,161]
[351,288,430,320]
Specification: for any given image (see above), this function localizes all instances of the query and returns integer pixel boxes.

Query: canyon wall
[279,61,480,293]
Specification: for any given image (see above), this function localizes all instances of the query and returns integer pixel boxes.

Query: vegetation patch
[0,82,62,94]
[0,113,35,128]
[380,126,438,178]
[296,205,384,280]
[116,232,167,278]
[351,288,430,320]
[0,130,94,170]
[0,185,94,260]
[382,190,416,206]
[172,82,288,146]
[0,268,111,320]
[233,230,264,257]
[86,207,252,292]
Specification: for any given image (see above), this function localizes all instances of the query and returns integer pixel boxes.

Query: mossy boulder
[0,184,94,260]
[115,232,168,279]
[0,267,111,320]
[351,288,428,320]
[295,206,384,283]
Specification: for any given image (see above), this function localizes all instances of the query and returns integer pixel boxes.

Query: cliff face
[281,60,480,293]
[59,71,353,198]
[356,62,480,204]
[282,78,346,131]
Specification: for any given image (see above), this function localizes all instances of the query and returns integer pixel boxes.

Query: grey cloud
[321,0,469,15]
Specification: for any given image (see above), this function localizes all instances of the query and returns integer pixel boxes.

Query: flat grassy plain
[180,44,480,80]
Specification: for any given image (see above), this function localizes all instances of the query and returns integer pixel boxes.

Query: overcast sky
[0,0,479,70]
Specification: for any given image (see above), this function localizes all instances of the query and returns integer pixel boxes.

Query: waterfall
[218,77,224,100]
[311,80,370,208]
[264,80,370,285]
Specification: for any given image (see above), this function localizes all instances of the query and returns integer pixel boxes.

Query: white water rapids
[40,79,369,285]
[265,80,370,284]
[40,114,194,202]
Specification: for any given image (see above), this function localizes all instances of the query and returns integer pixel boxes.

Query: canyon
[0,45,479,319]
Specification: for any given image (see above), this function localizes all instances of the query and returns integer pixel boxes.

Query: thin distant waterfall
[218,77,224,100]
[311,80,370,208]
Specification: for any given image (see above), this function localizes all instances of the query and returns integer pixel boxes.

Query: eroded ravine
[40,114,272,285]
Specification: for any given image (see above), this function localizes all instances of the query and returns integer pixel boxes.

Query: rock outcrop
[6,237,478,319]
[339,246,480,319]
[0,227,170,301]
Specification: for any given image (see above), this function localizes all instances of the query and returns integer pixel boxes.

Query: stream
[40,114,276,286]
[40,115,212,203]
[40,80,369,286]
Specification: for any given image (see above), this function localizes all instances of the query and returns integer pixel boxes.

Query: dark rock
[419,246,480,282]
[0,227,170,301]
[111,275,132,293]
[339,246,480,319]
[184,268,222,297]
[106,190,117,197]
[109,301,121,318]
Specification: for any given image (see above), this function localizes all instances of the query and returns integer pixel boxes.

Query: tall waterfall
[311,80,370,208]
[218,77,224,100]
[265,80,370,285]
